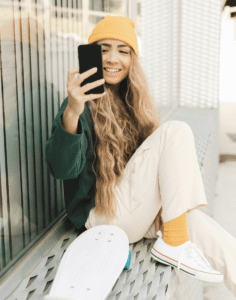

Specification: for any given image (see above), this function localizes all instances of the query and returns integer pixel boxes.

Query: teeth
[105,68,120,72]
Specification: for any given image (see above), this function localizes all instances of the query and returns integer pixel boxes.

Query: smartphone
[78,44,104,95]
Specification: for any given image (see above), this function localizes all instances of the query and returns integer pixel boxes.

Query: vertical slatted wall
[0,0,129,280]
[0,0,92,278]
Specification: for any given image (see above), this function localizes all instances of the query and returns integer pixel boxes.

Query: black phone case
[78,44,104,95]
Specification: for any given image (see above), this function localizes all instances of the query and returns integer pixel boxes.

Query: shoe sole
[150,247,224,283]
[44,225,129,300]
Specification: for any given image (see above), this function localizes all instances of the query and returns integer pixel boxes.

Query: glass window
[89,0,127,14]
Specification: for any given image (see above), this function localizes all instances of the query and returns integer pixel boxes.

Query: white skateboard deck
[44,225,129,300]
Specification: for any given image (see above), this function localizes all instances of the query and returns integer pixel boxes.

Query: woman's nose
[107,51,119,62]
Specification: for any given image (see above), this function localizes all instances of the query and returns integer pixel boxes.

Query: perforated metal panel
[140,0,222,113]
[140,0,179,114]
[6,224,171,300]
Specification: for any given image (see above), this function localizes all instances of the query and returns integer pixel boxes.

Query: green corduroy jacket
[45,96,96,232]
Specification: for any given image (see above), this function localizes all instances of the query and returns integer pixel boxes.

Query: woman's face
[96,39,132,86]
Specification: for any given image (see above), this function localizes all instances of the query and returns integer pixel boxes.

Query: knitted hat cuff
[88,16,139,58]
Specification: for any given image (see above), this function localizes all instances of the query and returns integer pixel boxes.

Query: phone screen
[78,44,104,95]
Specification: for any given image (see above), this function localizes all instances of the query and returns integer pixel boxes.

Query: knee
[165,120,191,131]
[164,120,194,140]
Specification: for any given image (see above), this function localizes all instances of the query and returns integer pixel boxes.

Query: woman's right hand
[67,67,106,117]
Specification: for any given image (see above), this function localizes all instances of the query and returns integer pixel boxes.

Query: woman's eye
[102,50,128,54]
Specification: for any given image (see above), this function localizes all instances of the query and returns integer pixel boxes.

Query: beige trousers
[85,120,236,297]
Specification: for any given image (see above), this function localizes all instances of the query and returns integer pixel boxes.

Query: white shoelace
[177,241,212,276]
[156,231,212,276]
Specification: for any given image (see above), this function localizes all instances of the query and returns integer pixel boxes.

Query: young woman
[45,16,236,295]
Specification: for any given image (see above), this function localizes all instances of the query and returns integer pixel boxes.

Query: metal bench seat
[4,107,218,300]
[5,218,171,300]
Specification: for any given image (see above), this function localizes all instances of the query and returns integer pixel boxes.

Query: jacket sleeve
[45,97,87,180]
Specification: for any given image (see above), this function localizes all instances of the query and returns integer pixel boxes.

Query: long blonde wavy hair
[88,46,162,223]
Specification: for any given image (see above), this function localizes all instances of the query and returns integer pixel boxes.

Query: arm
[62,105,81,135]
[45,97,87,180]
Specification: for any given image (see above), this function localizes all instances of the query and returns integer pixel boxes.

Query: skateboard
[44,225,130,300]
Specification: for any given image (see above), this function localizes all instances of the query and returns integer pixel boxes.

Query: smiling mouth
[104,68,122,73]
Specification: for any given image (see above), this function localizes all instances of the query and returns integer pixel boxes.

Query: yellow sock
[162,212,190,247]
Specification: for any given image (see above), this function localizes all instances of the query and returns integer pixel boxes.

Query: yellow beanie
[88,16,139,58]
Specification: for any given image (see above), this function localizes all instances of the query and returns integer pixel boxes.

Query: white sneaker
[150,231,224,283]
